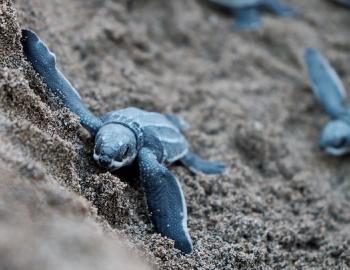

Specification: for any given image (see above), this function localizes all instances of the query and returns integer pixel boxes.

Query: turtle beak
[93,152,127,171]
[323,146,350,156]
[110,160,125,171]
[98,155,112,168]
[93,152,112,169]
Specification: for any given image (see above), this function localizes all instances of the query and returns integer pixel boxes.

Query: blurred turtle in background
[329,0,350,8]
[304,48,350,156]
[209,0,297,30]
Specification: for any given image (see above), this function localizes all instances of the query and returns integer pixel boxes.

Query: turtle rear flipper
[208,0,262,30]
[304,48,348,119]
[260,0,297,17]
[138,148,193,254]
[209,0,258,9]
[181,151,227,175]
[165,114,190,131]
[234,7,262,30]
[21,29,102,135]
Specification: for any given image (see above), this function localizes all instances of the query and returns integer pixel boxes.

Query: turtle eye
[94,146,101,155]
[121,145,129,159]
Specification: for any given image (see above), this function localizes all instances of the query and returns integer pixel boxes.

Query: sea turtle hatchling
[21,29,227,254]
[209,0,296,30]
[304,48,350,156]
[329,0,350,8]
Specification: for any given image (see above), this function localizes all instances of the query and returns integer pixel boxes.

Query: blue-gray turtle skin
[209,0,296,30]
[304,48,350,156]
[101,108,188,164]
[21,29,227,254]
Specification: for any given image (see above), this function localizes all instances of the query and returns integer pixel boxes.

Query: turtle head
[94,123,137,171]
[320,120,350,156]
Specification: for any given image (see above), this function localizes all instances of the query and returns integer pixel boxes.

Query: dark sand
[1,0,350,269]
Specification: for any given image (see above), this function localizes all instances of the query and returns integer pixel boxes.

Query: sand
[1,0,350,269]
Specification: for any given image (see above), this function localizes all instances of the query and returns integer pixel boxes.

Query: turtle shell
[101,107,188,163]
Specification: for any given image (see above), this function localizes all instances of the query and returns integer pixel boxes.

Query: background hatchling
[329,0,350,8]
[209,0,296,30]
[304,48,350,156]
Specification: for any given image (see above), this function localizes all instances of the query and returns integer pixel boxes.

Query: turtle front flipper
[180,151,227,175]
[304,48,348,119]
[138,148,193,254]
[259,0,297,17]
[233,7,262,30]
[21,29,103,135]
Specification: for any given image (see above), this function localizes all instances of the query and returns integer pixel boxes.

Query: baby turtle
[329,0,350,8]
[21,29,227,254]
[304,48,350,156]
[209,0,296,30]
